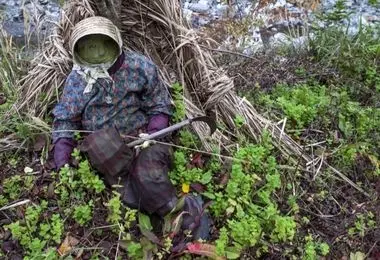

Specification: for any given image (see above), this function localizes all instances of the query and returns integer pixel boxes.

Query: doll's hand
[54,138,75,170]
[134,133,156,152]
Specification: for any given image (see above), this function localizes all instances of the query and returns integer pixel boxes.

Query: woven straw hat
[70,16,123,67]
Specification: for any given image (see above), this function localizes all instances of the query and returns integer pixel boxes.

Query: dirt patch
[213,49,336,93]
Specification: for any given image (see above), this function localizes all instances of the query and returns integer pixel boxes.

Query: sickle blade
[189,116,217,135]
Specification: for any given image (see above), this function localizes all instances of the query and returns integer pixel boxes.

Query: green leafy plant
[3,175,35,200]
[50,214,64,243]
[348,212,376,237]
[124,207,138,230]
[172,82,185,123]
[178,129,199,149]
[5,201,64,258]
[270,216,297,242]
[2,175,23,200]
[209,133,297,255]
[55,156,105,207]
[77,159,106,193]
[227,216,262,248]
[126,241,144,259]
[303,235,330,259]
[319,242,330,256]
[0,195,8,207]
[73,202,93,226]
[233,115,245,128]
[105,191,123,225]
[169,150,214,186]
[215,227,229,256]
[274,84,330,129]
[303,235,317,260]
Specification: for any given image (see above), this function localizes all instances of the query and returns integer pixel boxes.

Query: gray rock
[0,0,60,46]
[187,2,210,13]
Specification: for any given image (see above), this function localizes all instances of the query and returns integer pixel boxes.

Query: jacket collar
[108,51,125,75]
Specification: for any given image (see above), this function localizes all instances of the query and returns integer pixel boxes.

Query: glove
[147,114,169,134]
[54,138,75,170]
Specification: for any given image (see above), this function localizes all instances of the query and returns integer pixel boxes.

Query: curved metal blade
[189,116,217,135]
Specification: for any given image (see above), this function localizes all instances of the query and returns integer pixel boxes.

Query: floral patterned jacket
[52,50,172,142]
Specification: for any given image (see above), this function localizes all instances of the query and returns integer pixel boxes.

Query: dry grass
[15,0,95,116]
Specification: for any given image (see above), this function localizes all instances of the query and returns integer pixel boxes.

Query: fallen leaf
[191,153,204,168]
[140,229,163,246]
[138,212,163,246]
[58,234,79,256]
[185,242,226,260]
[225,246,241,259]
[141,237,158,259]
[169,211,187,238]
[191,183,206,193]
[182,183,190,193]
[138,212,153,231]
[0,230,11,241]
[47,183,55,199]
[219,173,229,186]
[163,197,187,234]
[44,159,56,171]
[33,134,47,151]
[350,252,365,260]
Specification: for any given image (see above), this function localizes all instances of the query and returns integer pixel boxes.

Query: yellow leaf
[182,183,190,193]
[58,234,79,256]
[350,252,365,260]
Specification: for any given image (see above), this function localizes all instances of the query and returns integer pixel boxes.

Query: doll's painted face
[75,34,119,66]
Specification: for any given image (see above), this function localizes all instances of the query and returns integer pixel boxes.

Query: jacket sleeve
[141,63,173,117]
[52,71,87,143]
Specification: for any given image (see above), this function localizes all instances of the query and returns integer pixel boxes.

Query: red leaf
[190,183,206,193]
[185,242,226,260]
[219,173,229,186]
[191,153,204,168]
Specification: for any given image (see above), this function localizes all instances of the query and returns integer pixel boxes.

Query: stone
[0,0,60,45]
[187,0,210,13]
[269,32,291,47]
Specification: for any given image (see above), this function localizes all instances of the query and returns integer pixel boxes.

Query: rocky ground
[1,0,379,50]
[183,0,380,53]
[0,0,60,45]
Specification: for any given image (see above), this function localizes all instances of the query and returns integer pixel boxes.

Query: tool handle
[126,118,191,147]
[126,116,216,148]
